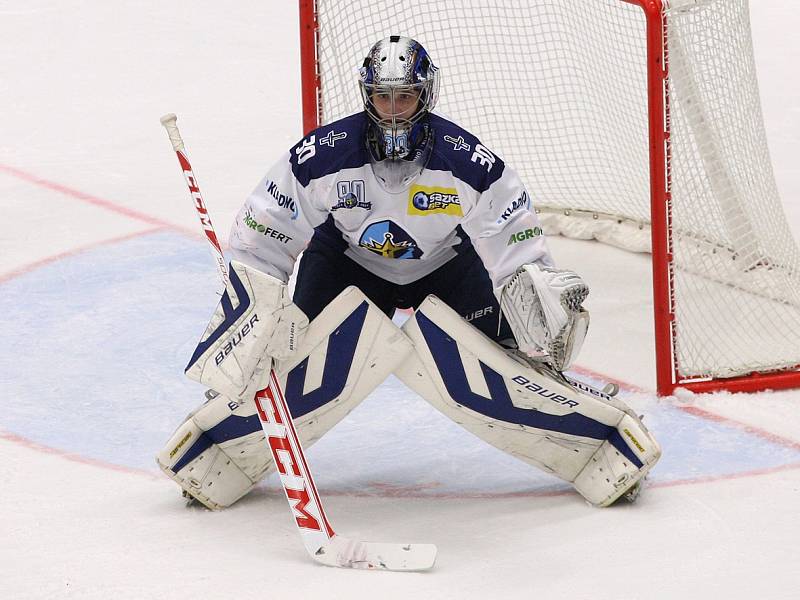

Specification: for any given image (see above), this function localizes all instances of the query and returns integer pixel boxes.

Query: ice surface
[1,2,799,599]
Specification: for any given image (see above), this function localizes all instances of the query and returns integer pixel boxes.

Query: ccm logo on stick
[177,151,222,248]
[254,387,323,533]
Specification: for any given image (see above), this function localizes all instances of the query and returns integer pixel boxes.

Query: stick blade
[313,536,437,571]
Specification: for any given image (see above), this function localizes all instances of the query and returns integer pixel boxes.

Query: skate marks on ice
[1,231,799,498]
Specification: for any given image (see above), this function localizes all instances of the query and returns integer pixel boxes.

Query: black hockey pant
[292,237,513,345]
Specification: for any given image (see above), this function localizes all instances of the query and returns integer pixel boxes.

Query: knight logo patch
[407,185,462,217]
[358,220,423,259]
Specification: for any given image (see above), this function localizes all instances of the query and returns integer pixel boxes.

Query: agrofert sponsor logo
[507,226,543,245]
[243,209,293,244]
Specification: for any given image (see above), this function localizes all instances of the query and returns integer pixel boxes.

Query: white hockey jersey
[230,112,553,289]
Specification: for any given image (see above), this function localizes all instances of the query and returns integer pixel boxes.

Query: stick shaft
[159,112,336,556]
[160,113,228,288]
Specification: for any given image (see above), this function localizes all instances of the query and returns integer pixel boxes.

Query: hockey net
[300,0,800,394]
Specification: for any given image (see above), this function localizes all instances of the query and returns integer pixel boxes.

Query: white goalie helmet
[359,36,440,160]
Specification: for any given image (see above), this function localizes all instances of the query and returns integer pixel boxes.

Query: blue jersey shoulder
[289,112,371,186]
[426,113,505,193]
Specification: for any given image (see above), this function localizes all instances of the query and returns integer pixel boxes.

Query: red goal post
[298,0,800,396]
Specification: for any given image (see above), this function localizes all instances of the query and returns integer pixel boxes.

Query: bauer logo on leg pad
[510,375,579,409]
[415,312,616,442]
[162,288,413,510]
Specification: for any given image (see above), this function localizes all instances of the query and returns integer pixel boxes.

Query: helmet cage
[359,81,436,157]
[359,37,440,159]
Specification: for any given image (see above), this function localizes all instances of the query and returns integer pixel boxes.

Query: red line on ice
[0,429,161,481]
[673,404,800,451]
[650,460,800,490]
[0,228,165,284]
[571,365,800,451]
[0,162,224,282]
[2,164,800,499]
[0,162,173,228]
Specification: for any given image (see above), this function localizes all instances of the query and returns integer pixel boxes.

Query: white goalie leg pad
[157,390,269,509]
[159,286,412,509]
[185,260,306,401]
[572,412,658,506]
[499,263,589,371]
[395,295,660,507]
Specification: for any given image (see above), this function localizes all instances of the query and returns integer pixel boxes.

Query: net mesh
[313,0,800,381]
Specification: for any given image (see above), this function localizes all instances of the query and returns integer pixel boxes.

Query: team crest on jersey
[332,180,371,211]
[358,220,423,259]
[407,185,463,217]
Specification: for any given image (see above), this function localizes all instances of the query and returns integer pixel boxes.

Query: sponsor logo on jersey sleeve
[507,226,543,245]
[332,180,372,211]
[407,185,463,217]
[265,180,299,220]
[496,190,531,223]
[358,220,423,259]
[242,209,293,244]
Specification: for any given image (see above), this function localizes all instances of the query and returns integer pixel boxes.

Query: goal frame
[297,0,800,396]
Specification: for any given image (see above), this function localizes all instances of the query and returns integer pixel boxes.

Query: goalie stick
[159,113,437,571]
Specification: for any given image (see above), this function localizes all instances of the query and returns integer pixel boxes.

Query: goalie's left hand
[499,263,590,371]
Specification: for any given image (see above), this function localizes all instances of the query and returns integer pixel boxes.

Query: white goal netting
[311,0,800,382]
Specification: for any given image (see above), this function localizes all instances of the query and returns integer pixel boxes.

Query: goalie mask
[360,36,440,161]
